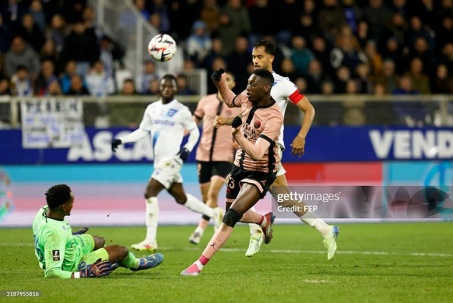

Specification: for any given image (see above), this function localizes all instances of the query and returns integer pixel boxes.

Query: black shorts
[225,165,276,199]
[197,161,233,184]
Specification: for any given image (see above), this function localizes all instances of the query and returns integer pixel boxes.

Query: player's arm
[111,128,148,152]
[232,117,282,160]
[178,111,200,161]
[291,95,315,157]
[211,68,241,108]
[42,232,73,279]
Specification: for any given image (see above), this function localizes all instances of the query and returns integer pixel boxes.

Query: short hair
[160,74,178,88]
[254,39,276,56]
[253,68,274,86]
[45,184,72,209]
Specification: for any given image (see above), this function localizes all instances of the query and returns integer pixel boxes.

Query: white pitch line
[2,243,451,257]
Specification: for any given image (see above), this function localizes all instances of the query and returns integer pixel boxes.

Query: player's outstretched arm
[211,68,238,108]
[290,96,315,157]
[213,115,235,128]
[111,129,148,152]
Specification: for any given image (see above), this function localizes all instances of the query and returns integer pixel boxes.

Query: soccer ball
[147,34,177,62]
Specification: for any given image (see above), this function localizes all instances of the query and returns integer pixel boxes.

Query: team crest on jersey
[52,250,60,261]
[253,120,262,129]
[165,109,179,117]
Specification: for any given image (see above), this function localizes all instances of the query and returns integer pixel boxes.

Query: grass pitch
[1,222,452,303]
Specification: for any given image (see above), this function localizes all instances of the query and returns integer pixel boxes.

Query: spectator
[333,65,352,93]
[60,60,80,94]
[430,64,452,94]
[362,0,392,44]
[294,77,308,94]
[10,65,32,96]
[354,62,373,93]
[200,0,220,34]
[289,35,315,77]
[330,26,368,71]
[185,20,212,66]
[317,0,347,44]
[248,0,276,45]
[143,78,159,95]
[356,19,371,49]
[99,34,125,79]
[0,14,13,53]
[65,74,90,96]
[310,35,333,74]
[148,0,170,34]
[85,60,115,97]
[382,12,408,48]
[436,42,453,75]
[216,0,251,56]
[379,36,406,74]
[40,39,60,72]
[29,0,47,32]
[296,0,317,40]
[136,60,159,94]
[434,14,453,54]
[342,0,363,33]
[305,59,328,94]
[227,36,251,94]
[110,78,144,128]
[406,15,434,52]
[0,0,29,34]
[46,13,68,55]
[201,37,225,72]
[15,13,46,54]
[363,40,383,76]
[176,73,196,95]
[34,59,58,96]
[4,36,40,80]
[46,79,63,96]
[404,57,431,94]
[279,57,302,80]
[374,59,399,94]
[61,19,99,76]
[0,77,11,95]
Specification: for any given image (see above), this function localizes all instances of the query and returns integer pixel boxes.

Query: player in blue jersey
[112,74,223,251]
[32,184,163,279]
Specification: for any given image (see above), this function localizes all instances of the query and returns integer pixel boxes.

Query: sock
[193,255,210,270]
[198,218,210,231]
[118,252,140,269]
[184,194,214,218]
[145,197,159,244]
[241,209,263,224]
[248,206,262,235]
[301,213,331,237]
[201,224,234,259]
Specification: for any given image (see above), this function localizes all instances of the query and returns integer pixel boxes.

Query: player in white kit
[215,39,339,260]
[111,74,223,252]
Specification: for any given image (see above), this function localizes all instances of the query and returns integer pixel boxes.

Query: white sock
[145,197,159,244]
[194,260,203,270]
[248,206,262,235]
[184,194,215,218]
[194,226,204,235]
[301,213,331,237]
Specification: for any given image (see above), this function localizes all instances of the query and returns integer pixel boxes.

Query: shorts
[197,161,233,183]
[152,157,183,189]
[225,165,276,199]
[276,145,286,177]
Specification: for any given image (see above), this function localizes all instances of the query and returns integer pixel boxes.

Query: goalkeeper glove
[72,227,89,235]
[232,116,242,128]
[177,147,190,162]
[211,68,224,81]
[79,259,112,278]
[111,139,122,152]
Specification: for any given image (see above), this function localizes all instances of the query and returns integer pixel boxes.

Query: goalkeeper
[32,184,164,279]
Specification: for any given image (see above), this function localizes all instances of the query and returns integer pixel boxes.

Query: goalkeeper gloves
[111,139,122,152]
[72,227,89,235]
[177,147,190,162]
[232,116,242,128]
[211,68,224,81]
[79,259,112,278]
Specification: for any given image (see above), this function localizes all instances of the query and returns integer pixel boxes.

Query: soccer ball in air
[147,34,177,62]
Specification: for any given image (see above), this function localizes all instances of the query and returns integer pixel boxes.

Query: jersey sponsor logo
[165,109,179,117]
[52,250,60,261]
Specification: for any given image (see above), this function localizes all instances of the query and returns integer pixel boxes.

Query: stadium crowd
[0,0,452,125]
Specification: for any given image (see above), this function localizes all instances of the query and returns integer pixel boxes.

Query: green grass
[1,223,452,303]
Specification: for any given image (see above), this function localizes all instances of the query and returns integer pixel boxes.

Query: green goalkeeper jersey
[32,206,83,279]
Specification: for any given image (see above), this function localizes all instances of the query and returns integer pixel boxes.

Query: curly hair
[45,184,72,209]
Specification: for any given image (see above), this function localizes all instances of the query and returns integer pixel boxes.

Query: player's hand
[290,135,306,158]
[211,68,224,81]
[213,115,227,128]
[80,258,112,278]
[231,116,242,135]
[72,227,89,235]
[177,147,190,162]
[111,139,122,152]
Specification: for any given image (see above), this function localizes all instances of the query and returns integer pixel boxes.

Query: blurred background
[0,0,452,227]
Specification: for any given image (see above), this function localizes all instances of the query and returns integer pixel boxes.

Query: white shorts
[276,145,286,177]
[151,157,183,189]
